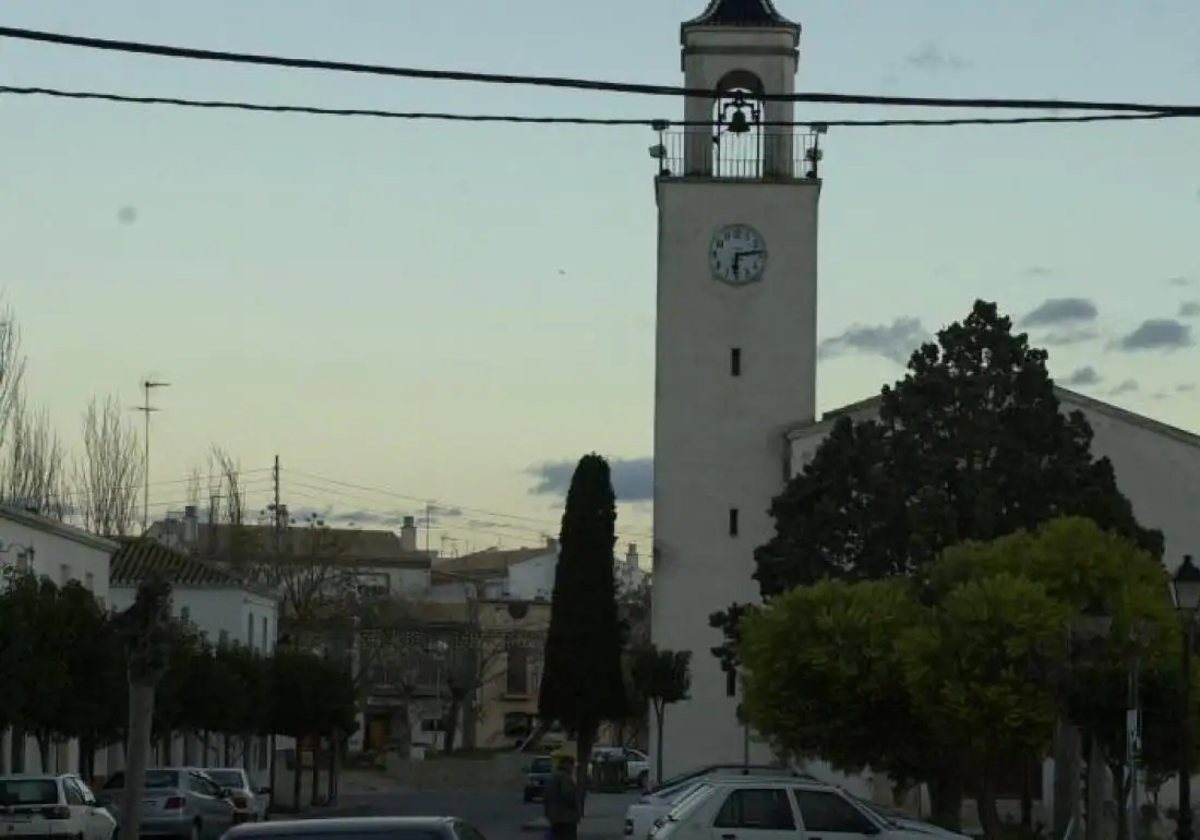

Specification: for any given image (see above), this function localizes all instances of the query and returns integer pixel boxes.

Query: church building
[649,0,1200,792]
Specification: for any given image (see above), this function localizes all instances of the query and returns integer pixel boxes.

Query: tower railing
[653,130,822,181]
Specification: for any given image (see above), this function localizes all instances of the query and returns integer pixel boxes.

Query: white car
[202,768,270,823]
[649,778,972,840]
[627,768,812,840]
[591,747,652,789]
[0,774,117,840]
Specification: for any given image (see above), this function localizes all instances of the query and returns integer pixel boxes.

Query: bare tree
[0,301,27,450]
[74,394,145,536]
[1,395,69,519]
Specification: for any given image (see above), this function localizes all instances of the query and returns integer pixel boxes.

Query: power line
[0,86,1188,128]
[2,25,1198,115]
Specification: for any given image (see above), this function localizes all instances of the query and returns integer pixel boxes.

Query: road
[303,790,637,840]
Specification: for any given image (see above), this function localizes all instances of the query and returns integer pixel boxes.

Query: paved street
[300,790,637,840]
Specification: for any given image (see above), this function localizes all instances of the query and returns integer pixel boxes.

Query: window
[0,779,60,805]
[731,348,742,376]
[84,572,95,592]
[712,788,796,830]
[62,781,84,806]
[262,616,269,650]
[247,612,255,649]
[180,606,191,623]
[793,789,879,834]
[728,508,739,536]
[506,638,529,695]
[725,668,737,696]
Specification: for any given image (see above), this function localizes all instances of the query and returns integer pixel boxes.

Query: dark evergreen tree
[538,453,628,802]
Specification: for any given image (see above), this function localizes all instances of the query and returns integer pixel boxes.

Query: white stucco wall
[0,510,117,777]
[652,170,821,781]
[507,554,556,601]
[109,584,279,654]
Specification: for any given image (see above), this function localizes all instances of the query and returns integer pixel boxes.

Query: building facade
[0,506,119,777]
[650,0,819,780]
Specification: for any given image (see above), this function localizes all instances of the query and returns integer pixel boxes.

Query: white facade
[651,0,818,781]
[0,506,118,777]
[430,544,647,603]
[108,584,279,655]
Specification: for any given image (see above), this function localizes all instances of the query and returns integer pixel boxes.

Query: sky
[2,0,1199,557]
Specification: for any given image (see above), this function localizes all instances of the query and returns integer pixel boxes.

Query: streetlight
[1172,554,1200,840]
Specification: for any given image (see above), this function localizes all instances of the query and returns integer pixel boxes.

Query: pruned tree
[116,575,174,840]
[630,644,691,785]
[2,395,69,519]
[74,394,144,536]
[539,453,629,808]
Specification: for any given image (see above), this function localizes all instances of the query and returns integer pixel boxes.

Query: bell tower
[650,0,822,778]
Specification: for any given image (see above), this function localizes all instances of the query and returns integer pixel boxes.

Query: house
[147,507,433,598]
[0,505,119,777]
[430,539,649,603]
[107,537,283,779]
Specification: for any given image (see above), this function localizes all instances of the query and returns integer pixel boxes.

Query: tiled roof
[434,547,552,576]
[684,0,798,29]
[110,537,267,592]
[186,524,431,568]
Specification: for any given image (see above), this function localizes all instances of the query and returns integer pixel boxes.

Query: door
[72,779,112,840]
[61,777,92,840]
[188,772,233,839]
[790,789,882,840]
[709,787,802,840]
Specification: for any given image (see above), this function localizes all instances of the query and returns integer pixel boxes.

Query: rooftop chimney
[183,505,198,546]
[626,543,639,566]
[400,516,418,552]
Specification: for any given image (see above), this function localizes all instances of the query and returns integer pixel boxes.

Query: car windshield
[651,765,791,793]
[0,780,58,806]
[849,795,904,826]
[655,781,699,803]
[530,758,553,773]
[205,771,247,789]
[104,771,180,790]
[664,783,711,819]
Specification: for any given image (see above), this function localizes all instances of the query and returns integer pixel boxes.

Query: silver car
[97,768,237,840]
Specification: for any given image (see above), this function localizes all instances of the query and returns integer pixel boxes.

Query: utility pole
[272,455,282,552]
[424,502,432,555]
[136,378,170,533]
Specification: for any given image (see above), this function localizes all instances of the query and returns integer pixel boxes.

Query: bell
[727,109,751,134]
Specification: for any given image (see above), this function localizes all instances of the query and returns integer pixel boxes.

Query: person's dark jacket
[543,766,581,825]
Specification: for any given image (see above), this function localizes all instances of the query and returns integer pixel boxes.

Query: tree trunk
[310,744,321,806]
[1021,754,1035,831]
[291,747,301,811]
[928,771,964,831]
[1085,737,1107,840]
[36,731,51,772]
[977,772,1002,840]
[1054,718,1083,839]
[121,682,157,840]
[576,725,595,816]
[443,697,462,753]
[654,704,665,785]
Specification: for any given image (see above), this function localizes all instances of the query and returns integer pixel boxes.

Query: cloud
[1178,382,1198,393]
[1109,379,1139,396]
[1179,301,1200,318]
[1169,276,1192,287]
[1040,328,1099,347]
[904,42,968,73]
[1019,297,1098,328]
[526,456,653,502]
[1024,266,1052,277]
[818,317,929,365]
[1113,319,1194,352]
[290,504,462,529]
[1063,366,1101,387]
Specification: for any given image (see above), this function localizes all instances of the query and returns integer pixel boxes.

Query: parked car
[649,779,972,840]
[590,747,651,790]
[644,764,810,797]
[626,768,812,840]
[522,755,555,803]
[203,769,271,823]
[221,816,492,840]
[0,774,117,840]
[97,768,238,840]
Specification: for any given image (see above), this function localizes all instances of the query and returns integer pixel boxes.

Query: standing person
[543,754,581,840]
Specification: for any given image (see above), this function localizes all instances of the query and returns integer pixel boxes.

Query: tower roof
[683,0,799,30]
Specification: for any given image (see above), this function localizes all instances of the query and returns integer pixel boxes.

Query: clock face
[709,224,767,286]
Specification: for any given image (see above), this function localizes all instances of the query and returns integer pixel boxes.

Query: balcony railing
[653,130,822,181]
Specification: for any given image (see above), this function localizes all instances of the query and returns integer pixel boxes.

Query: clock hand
[732,252,742,279]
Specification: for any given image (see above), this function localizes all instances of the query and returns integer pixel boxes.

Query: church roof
[784,386,1200,451]
[683,0,799,29]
